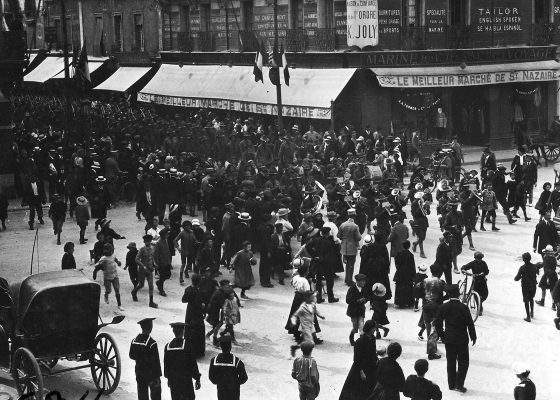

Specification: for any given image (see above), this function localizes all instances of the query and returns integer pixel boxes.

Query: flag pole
[272,0,283,134]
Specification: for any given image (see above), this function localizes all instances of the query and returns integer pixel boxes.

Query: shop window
[449,0,469,26]
[133,13,144,51]
[534,0,552,24]
[512,84,547,140]
[54,18,61,49]
[93,15,104,56]
[402,0,423,27]
[290,0,303,29]
[200,4,211,32]
[113,14,123,51]
[242,1,253,30]
[324,0,335,29]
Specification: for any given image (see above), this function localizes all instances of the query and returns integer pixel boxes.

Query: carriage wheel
[90,332,121,394]
[12,347,44,400]
[467,291,481,324]
[544,146,560,162]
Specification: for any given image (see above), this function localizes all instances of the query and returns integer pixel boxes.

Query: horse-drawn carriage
[0,270,123,399]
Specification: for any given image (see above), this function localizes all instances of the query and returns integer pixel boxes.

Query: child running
[93,243,124,311]
[290,291,325,357]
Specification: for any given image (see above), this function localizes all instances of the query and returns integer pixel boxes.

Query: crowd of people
[5,92,556,400]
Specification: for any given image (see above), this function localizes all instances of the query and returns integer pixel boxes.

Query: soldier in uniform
[129,318,162,400]
[208,334,248,400]
[164,322,201,400]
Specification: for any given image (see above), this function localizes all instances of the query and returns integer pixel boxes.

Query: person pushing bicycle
[460,252,489,316]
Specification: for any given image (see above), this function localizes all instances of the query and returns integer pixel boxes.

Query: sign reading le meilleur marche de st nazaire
[347,0,379,48]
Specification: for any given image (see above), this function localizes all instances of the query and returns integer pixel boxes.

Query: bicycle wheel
[467,291,481,323]
[457,279,467,302]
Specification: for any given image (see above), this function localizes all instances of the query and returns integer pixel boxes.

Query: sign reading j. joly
[346,0,379,48]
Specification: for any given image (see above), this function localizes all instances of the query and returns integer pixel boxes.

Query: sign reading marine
[346,0,379,48]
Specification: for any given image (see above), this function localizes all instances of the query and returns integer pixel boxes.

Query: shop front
[371,60,560,148]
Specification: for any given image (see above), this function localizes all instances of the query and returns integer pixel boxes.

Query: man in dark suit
[533,212,559,254]
[23,173,46,230]
[434,284,477,393]
[480,145,496,184]
[306,226,339,304]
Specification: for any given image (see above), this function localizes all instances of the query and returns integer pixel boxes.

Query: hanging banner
[346,0,379,48]
[374,68,559,88]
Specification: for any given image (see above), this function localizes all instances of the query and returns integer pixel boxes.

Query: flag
[268,40,280,86]
[253,42,263,83]
[76,44,90,82]
[280,44,290,87]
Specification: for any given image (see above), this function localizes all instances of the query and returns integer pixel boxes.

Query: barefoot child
[291,341,320,400]
[93,243,124,311]
[290,291,325,356]
[220,286,241,344]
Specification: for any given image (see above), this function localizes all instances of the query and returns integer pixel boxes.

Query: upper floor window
[113,13,123,51]
[133,13,144,50]
[449,0,469,26]
[534,0,552,24]
[402,0,424,27]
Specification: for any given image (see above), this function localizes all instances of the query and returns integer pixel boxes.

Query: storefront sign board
[346,0,379,48]
[376,69,559,88]
[137,93,332,119]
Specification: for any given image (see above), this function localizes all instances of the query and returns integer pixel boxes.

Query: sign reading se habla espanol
[346,0,379,48]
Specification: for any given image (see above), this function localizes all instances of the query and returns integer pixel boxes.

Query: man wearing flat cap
[130,318,162,400]
[209,334,248,400]
[434,284,477,393]
[164,322,201,400]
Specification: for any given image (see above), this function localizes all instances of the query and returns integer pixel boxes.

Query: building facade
[25,0,560,147]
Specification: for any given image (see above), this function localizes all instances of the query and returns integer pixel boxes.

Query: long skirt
[394,281,414,307]
[339,362,376,400]
[185,318,206,358]
[285,292,320,335]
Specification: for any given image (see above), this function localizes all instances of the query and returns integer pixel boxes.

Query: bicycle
[457,270,481,323]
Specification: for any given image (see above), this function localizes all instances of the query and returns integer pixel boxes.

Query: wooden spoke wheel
[544,146,560,162]
[12,347,44,400]
[90,332,121,394]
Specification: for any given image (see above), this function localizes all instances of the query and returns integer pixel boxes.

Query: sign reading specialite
[376,69,559,88]
[137,93,332,119]
[346,0,379,48]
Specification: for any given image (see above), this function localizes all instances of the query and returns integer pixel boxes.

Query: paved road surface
[0,165,558,400]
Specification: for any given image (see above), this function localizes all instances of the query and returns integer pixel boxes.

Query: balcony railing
[285,28,337,52]
[531,23,555,46]
[166,24,556,53]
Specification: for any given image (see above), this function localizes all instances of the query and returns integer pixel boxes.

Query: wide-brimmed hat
[544,244,555,252]
[95,176,106,183]
[414,183,423,190]
[364,234,374,244]
[99,218,111,228]
[372,283,387,297]
[391,188,400,196]
[191,219,201,226]
[418,265,428,272]
[347,208,356,216]
[352,191,361,199]
[157,168,166,175]
[238,212,252,221]
[277,208,290,217]
[76,196,88,205]
[127,242,137,250]
[414,192,424,200]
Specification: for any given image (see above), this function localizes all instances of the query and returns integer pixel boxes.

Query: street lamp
[265,0,283,134]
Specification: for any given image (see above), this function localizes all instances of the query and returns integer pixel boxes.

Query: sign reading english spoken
[346,0,379,48]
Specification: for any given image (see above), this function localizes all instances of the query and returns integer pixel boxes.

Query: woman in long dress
[230,240,256,299]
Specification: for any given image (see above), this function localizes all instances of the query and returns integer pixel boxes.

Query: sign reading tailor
[346,0,379,48]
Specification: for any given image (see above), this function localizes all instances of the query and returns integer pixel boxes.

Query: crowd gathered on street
[4,93,557,400]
